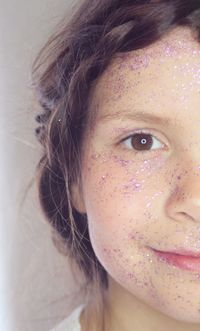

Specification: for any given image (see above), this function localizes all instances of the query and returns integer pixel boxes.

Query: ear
[70,180,87,214]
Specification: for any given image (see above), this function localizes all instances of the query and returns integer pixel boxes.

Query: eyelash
[119,130,165,153]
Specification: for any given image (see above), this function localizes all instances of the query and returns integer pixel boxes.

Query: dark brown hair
[31,0,200,300]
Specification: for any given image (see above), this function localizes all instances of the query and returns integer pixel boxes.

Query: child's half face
[72,27,200,323]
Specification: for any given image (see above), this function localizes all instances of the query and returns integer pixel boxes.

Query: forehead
[88,26,200,126]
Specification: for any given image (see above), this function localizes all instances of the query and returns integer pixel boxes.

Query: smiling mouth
[152,248,200,273]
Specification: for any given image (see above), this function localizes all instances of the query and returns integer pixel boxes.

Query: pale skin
[71,26,200,331]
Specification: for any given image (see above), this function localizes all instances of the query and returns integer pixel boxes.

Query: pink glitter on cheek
[127,230,146,241]
[121,176,144,195]
[111,153,135,167]
[98,173,109,186]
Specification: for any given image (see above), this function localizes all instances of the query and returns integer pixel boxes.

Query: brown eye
[121,132,163,152]
[131,133,153,151]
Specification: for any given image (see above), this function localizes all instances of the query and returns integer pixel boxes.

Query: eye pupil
[131,133,153,151]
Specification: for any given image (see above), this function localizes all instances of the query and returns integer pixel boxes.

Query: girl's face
[72,27,200,324]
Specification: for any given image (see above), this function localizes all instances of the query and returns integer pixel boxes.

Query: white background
[0,1,84,330]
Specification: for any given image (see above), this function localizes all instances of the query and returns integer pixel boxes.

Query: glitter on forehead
[96,28,200,109]
[116,27,200,71]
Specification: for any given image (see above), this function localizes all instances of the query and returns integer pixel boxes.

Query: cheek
[81,156,163,307]
[81,150,167,261]
[80,150,181,310]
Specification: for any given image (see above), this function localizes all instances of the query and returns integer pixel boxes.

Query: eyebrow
[98,110,171,126]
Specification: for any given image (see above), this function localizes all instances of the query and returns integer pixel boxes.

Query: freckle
[112,154,134,167]
[129,53,151,70]
[91,153,100,160]
[127,272,136,280]
[122,177,143,194]
[103,248,112,259]
[91,152,109,164]
[128,231,145,241]
[98,173,109,186]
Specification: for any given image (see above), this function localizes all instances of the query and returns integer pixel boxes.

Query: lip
[153,249,200,258]
[151,248,200,272]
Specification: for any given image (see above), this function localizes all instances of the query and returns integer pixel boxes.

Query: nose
[166,165,200,224]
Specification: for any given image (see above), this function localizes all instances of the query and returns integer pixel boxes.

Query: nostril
[180,212,195,222]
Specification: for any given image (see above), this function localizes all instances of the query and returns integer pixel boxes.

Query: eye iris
[131,133,153,151]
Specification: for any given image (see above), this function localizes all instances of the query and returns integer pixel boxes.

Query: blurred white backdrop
[0,1,84,330]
